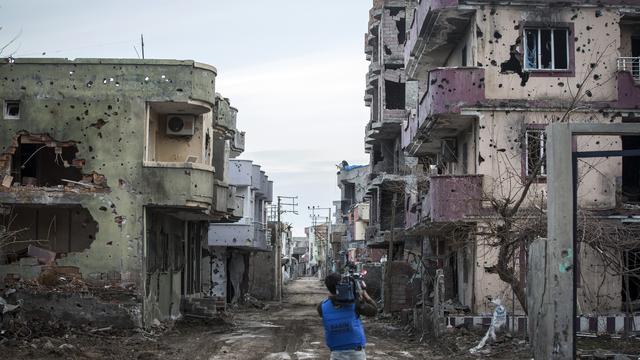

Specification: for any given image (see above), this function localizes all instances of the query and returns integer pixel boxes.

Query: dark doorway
[622,118,640,202]
[226,255,234,303]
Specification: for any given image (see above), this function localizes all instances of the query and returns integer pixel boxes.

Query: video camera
[334,264,368,304]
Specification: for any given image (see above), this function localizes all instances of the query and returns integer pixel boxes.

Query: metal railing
[618,57,640,81]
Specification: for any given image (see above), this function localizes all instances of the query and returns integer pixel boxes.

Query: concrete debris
[243,293,266,309]
[0,296,21,314]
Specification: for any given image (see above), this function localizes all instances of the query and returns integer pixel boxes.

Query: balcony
[266,180,273,203]
[405,0,475,77]
[366,109,406,143]
[229,160,253,186]
[214,180,229,214]
[618,57,640,82]
[617,57,640,109]
[208,221,269,251]
[230,131,245,158]
[229,186,244,219]
[215,96,237,136]
[142,161,216,213]
[406,67,485,155]
[424,175,482,223]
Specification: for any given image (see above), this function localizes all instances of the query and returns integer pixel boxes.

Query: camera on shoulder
[334,277,357,304]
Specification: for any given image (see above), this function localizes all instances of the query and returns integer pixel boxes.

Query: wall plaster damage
[0,58,242,328]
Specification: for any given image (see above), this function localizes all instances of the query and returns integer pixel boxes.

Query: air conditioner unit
[440,138,458,163]
[166,114,195,136]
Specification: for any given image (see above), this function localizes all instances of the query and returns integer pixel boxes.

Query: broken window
[4,100,20,119]
[524,28,569,71]
[525,129,547,177]
[461,45,468,67]
[622,118,640,202]
[384,80,405,110]
[11,140,83,187]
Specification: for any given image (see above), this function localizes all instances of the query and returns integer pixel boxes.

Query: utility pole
[385,193,398,313]
[309,206,332,278]
[276,196,298,301]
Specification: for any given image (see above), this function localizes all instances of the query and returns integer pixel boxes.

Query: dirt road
[186,277,426,359]
[2,277,530,359]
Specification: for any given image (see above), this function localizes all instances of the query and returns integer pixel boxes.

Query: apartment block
[0,58,243,326]
[403,0,640,314]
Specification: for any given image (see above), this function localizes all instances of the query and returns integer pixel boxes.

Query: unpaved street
[2,278,535,359]
[170,277,428,360]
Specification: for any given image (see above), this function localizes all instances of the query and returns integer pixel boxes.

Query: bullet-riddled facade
[0,58,244,327]
[402,0,640,314]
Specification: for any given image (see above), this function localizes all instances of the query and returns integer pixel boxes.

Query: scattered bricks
[54,266,82,280]
[38,268,60,286]
[72,159,86,168]
[92,172,106,185]
[4,273,21,285]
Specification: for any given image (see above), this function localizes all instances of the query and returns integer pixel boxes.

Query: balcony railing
[142,161,215,209]
[424,175,483,222]
[618,57,640,82]
[420,67,485,120]
[405,67,485,154]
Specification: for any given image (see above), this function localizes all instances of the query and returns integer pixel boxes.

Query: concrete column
[531,123,574,359]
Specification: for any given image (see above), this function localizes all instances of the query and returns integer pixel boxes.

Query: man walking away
[317,273,377,359]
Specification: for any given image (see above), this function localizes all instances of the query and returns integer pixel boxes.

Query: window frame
[520,22,575,77]
[3,100,20,120]
[523,124,548,181]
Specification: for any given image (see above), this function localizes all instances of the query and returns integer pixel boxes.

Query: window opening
[525,129,547,177]
[461,45,468,67]
[384,80,406,110]
[524,28,569,71]
[4,100,20,119]
[622,118,640,202]
[11,141,82,187]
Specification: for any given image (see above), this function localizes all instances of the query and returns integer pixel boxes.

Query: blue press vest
[321,298,366,351]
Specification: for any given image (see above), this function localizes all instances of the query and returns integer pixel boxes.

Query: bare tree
[473,42,629,314]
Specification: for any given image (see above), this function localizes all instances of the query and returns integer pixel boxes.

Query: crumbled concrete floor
[0,278,638,359]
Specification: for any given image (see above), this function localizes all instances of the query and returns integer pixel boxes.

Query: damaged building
[0,58,246,327]
[363,0,422,314]
[402,0,640,319]
[207,159,275,307]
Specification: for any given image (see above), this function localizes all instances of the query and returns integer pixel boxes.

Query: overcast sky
[0,0,371,235]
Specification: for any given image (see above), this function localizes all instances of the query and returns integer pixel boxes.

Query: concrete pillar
[530,123,574,359]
